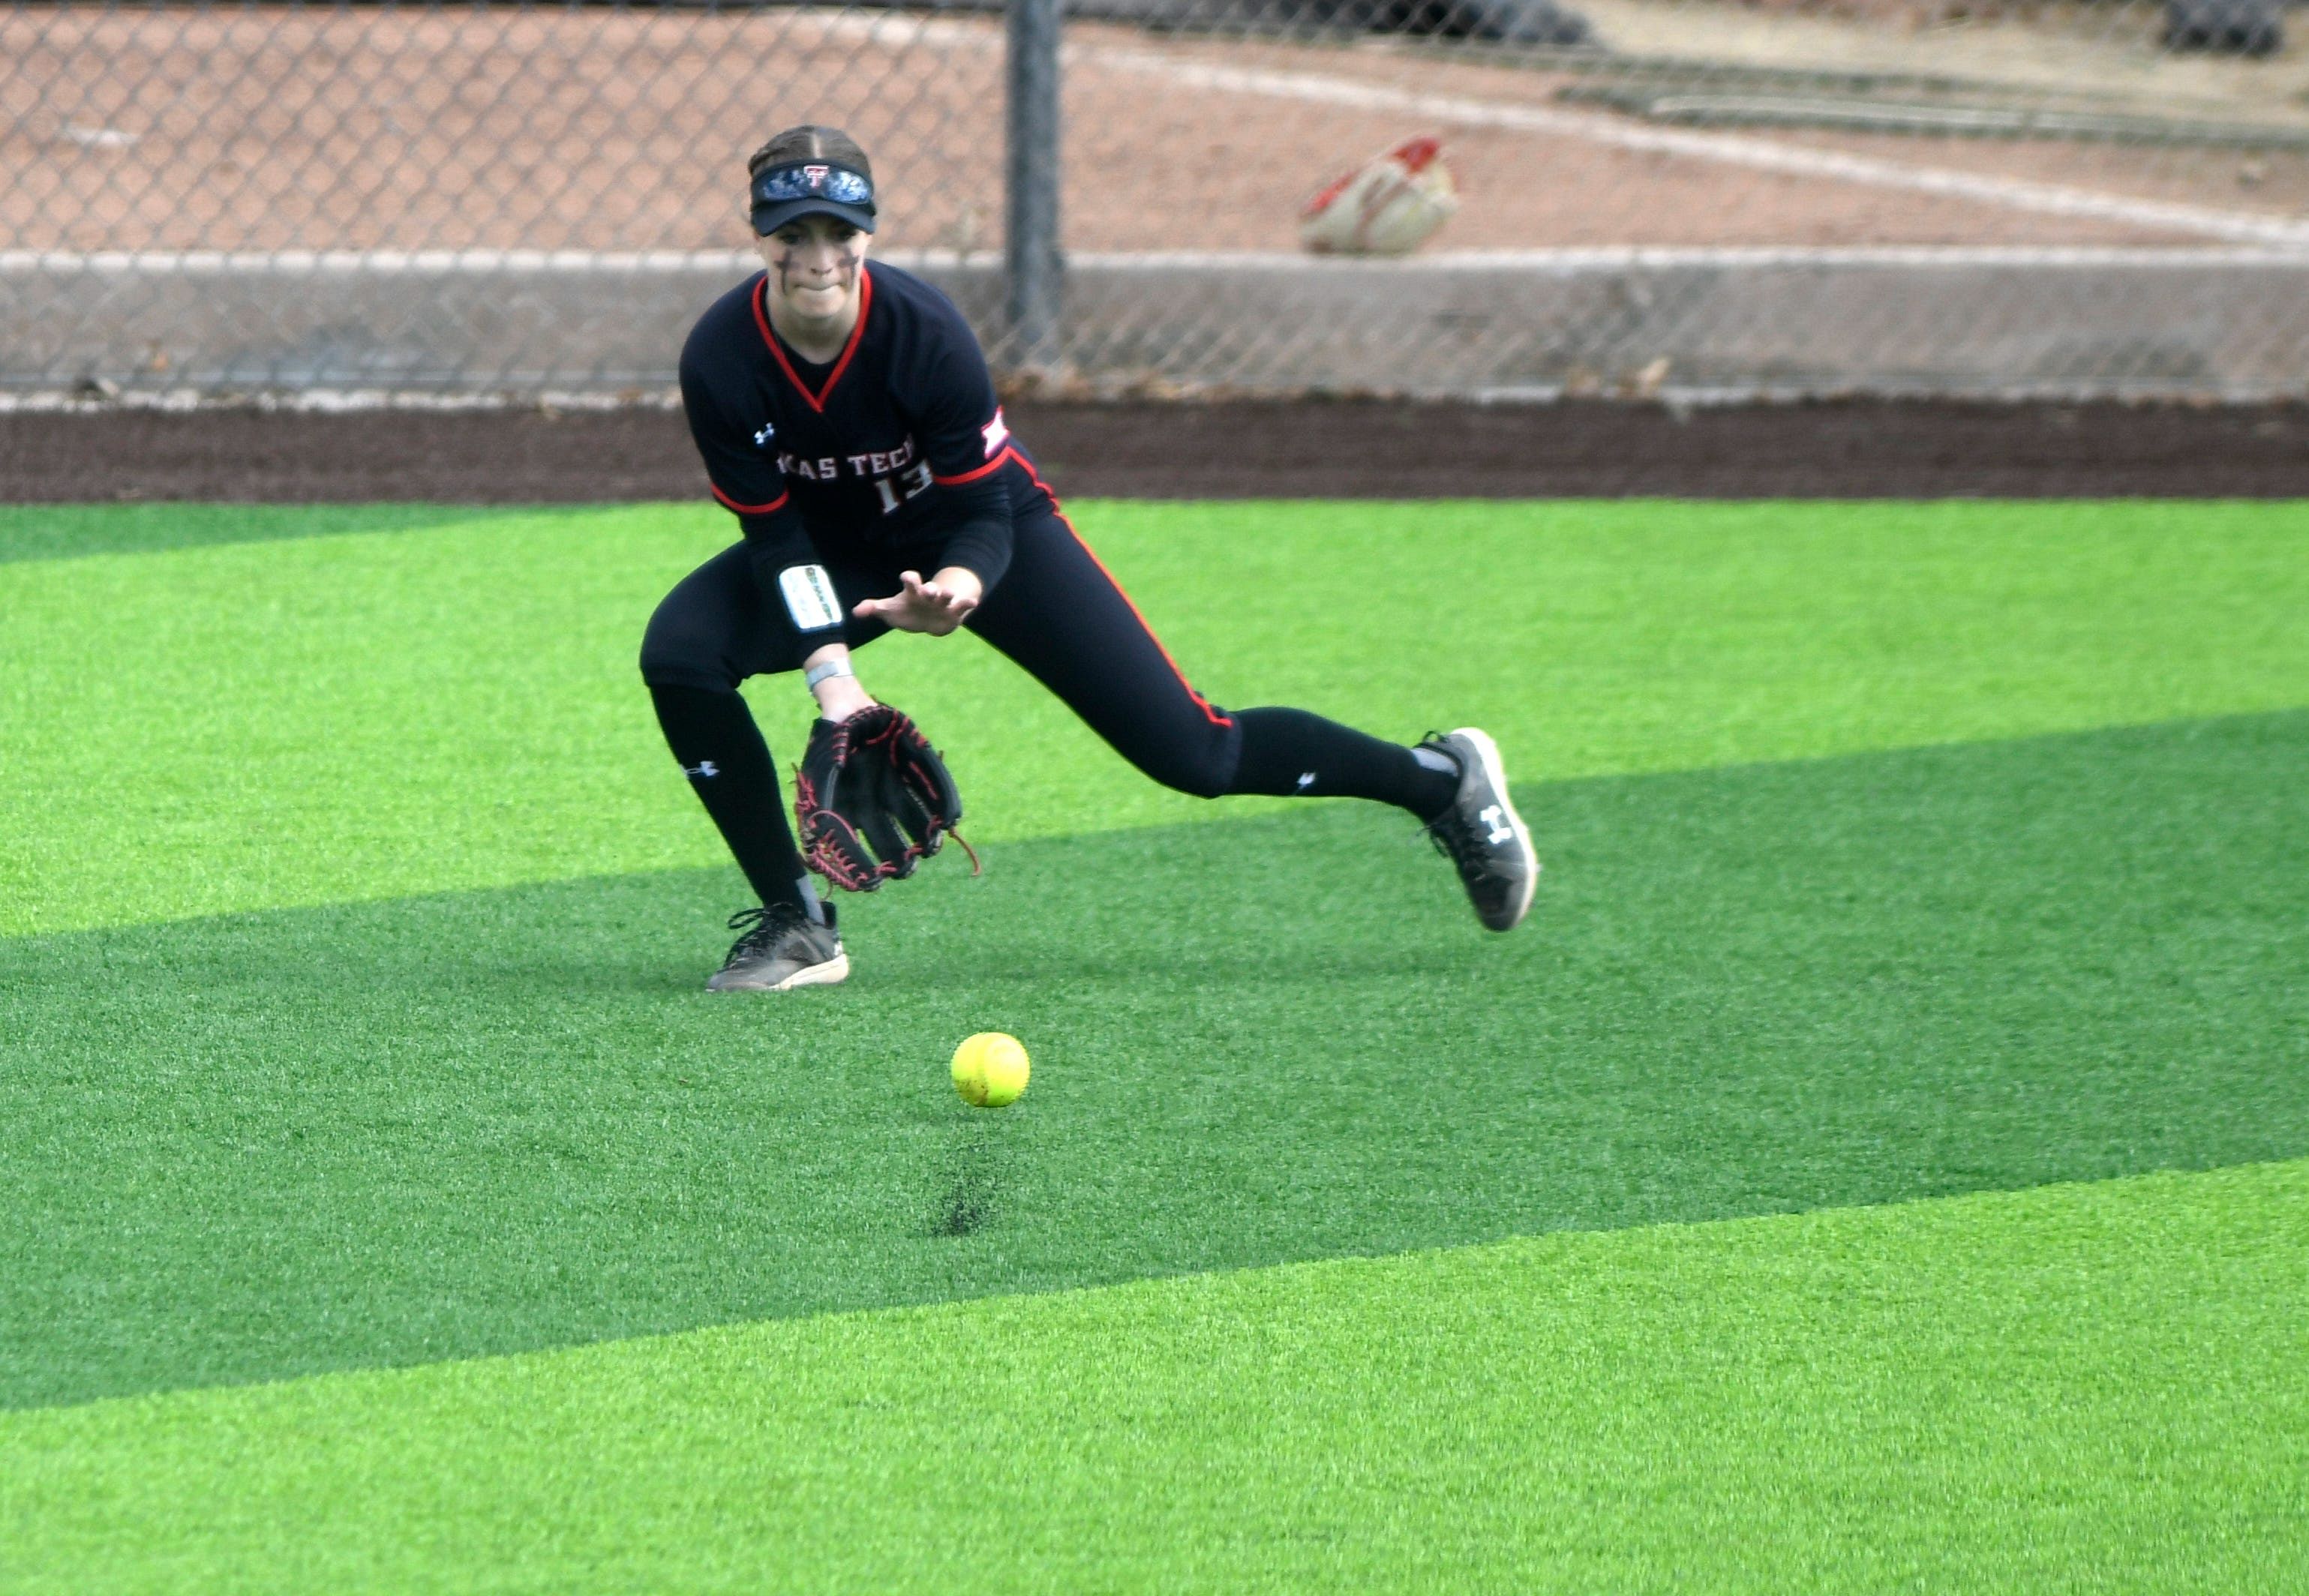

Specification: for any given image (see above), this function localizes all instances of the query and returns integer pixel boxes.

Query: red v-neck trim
[752,265,872,414]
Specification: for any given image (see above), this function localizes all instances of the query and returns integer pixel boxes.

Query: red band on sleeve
[932,446,1016,488]
[711,484,789,516]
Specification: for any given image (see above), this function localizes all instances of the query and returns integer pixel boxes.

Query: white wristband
[804,657,855,692]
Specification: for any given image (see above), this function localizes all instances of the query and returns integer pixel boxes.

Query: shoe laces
[1424,800,1516,892]
[722,902,808,967]
[1410,731,1490,884]
[1425,814,1492,887]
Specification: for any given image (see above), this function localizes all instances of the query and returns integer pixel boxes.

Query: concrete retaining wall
[6,248,2304,400]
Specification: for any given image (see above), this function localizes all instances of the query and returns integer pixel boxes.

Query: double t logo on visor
[752,164,873,208]
[749,160,878,236]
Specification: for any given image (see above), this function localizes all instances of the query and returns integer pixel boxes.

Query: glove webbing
[796,708,978,892]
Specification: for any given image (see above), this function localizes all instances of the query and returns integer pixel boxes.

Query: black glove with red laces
[795,704,976,892]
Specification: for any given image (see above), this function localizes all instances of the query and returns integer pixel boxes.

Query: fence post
[1005,0,1063,369]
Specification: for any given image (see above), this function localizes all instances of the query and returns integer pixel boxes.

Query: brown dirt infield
[18,6,2309,263]
[7,400,2307,502]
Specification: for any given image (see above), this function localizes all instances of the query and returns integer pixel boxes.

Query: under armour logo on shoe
[1296,771,1317,791]
[1480,803,1512,845]
[684,760,720,779]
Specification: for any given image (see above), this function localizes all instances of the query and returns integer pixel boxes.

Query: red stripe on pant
[1010,456,1233,730]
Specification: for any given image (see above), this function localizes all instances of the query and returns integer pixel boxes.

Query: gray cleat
[706,902,850,992]
[1419,727,1538,932]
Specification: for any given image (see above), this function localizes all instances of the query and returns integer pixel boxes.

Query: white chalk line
[0,388,683,415]
[0,249,766,274]
[802,13,2309,248]
[13,4,2301,256]
[1069,43,2309,251]
[0,376,2263,415]
[6,245,2306,274]
[1088,246,2309,269]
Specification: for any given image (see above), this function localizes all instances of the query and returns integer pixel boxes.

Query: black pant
[638,498,1457,883]
[641,504,1248,796]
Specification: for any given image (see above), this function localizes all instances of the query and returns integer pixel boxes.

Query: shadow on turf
[0,502,539,564]
[4,710,2306,1410]
[932,1126,1004,1238]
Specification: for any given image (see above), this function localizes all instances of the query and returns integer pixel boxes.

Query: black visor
[750,161,877,236]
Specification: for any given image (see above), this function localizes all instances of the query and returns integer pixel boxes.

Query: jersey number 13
[872,460,935,514]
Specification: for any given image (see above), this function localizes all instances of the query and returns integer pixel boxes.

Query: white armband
[777,563,843,633]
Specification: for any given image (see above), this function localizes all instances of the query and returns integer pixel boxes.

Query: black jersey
[678,262,1046,607]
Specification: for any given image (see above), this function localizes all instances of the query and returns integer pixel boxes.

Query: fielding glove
[794,704,974,892]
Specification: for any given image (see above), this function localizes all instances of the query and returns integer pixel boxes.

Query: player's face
[758,215,867,326]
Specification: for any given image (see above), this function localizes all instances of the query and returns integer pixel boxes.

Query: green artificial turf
[4,1160,2304,1593]
[5,712,2303,1408]
[4,499,2304,1589]
[0,502,512,564]
[2,500,2304,935]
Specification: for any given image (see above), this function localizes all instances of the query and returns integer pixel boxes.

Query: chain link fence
[8,0,2309,401]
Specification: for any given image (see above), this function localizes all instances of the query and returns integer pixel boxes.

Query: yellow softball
[951,1031,1030,1108]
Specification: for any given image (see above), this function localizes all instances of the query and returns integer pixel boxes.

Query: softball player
[642,125,1535,991]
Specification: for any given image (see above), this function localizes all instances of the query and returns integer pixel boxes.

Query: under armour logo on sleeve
[980,407,1010,458]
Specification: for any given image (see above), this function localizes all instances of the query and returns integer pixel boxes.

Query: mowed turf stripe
[3,712,2301,1409]
[4,1160,2303,1594]
[4,499,2304,935]
[0,503,525,564]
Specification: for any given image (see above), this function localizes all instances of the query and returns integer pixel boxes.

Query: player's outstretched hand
[854,568,980,636]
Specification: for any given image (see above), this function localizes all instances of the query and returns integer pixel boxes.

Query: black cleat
[1419,727,1538,932]
[707,902,848,992]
